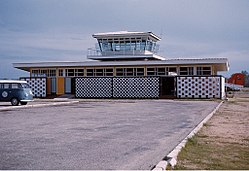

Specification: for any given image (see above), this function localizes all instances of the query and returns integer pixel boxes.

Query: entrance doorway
[51,78,56,95]
[65,77,76,94]
[160,77,176,98]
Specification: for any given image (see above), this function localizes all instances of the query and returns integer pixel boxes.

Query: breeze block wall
[176,76,224,99]
[113,77,160,98]
[76,77,113,98]
[75,77,160,98]
[20,77,47,97]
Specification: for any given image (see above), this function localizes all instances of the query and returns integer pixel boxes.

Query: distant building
[13,31,229,99]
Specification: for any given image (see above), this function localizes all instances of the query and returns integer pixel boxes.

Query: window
[31,70,39,77]
[179,67,194,76]
[157,67,167,76]
[197,67,211,75]
[116,68,124,77]
[65,69,84,77]
[147,67,156,76]
[136,41,141,50]
[169,67,177,72]
[11,84,19,89]
[66,69,74,77]
[125,42,131,51]
[115,43,120,51]
[136,68,144,76]
[168,67,177,75]
[131,42,136,50]
[21,83,30,88]
[75,69,84,76]
[126,68,134,76]
[51,70,56,77]
[116,68,145,77]
[59,69,64,77]
[95,69,104,76]
[120,41,125,51]
[105,68,114,76]
[86,69,94,76]
[3,84,10,89]
[41,70,48,77]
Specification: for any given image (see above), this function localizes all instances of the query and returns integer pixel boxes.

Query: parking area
[0,99,219,170]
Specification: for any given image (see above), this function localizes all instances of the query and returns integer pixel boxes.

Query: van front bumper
[20,99,34,102]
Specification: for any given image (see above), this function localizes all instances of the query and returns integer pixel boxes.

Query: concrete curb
[0,101,79,111]
[153,101,224,170]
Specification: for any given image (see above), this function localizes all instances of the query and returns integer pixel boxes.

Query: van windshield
[21,83,31,88]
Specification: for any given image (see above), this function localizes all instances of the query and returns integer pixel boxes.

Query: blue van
[0,80,33,106]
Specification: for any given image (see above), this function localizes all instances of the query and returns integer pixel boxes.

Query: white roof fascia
[93,31,161,41]
[88,54,166,60]
[13,57,229,71]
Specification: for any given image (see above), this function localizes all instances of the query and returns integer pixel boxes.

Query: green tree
[241,70,248,76]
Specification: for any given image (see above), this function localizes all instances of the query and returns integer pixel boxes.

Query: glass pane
[169,67,177,72]
[3,84,10,89]
[95,69,104,76]
[116,68,124,76]
[11,84,19,89]
[136,68,144,76]
[126,68,134,76]
[158,68,166,75]
[87,69,94,76]
[21,83,30,88]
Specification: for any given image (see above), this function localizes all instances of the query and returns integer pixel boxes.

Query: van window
[11,84,20,89]
[21,83,30,88]
[3,84,10,89]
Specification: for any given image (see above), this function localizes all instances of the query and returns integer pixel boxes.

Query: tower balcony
[87,48,165,61]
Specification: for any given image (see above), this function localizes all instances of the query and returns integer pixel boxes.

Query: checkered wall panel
[21,77,46,97]
[113,77,159,98]
[76,78,113,98]
[176,76,221,98]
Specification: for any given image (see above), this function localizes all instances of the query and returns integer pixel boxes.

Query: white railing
[87,48,155,57]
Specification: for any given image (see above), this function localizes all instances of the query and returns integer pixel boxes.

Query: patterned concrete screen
[113,77,160,98]
[20,77,47,97]
[176,76,223,99]
[221,77,226,99]
[75,77,160,99]
[76,78,113,98]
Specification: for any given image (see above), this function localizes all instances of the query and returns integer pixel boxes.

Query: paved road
[0,100,219,170]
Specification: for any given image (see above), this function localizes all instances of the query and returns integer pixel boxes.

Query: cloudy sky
[0,0,248,78]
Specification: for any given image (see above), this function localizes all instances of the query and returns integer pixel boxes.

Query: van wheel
[11,98,19,106]
[20,102,27,105]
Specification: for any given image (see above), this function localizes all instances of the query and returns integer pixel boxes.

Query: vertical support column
[46,78,51,95]
[57,77,65,95]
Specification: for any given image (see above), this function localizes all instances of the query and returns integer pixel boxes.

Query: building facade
[13,31,229,99]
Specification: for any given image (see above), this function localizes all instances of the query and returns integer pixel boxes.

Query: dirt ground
[175,91,249,170]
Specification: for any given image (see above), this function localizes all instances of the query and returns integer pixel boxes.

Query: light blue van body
[0,80,33,106]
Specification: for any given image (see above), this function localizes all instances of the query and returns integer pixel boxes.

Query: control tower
[87,31,165,61]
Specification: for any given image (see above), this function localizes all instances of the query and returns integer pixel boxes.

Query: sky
[0,0,249,78]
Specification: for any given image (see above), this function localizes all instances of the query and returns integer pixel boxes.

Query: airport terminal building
[13,31,229,99]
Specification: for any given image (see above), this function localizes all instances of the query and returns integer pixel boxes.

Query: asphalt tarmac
[0,99,219,170]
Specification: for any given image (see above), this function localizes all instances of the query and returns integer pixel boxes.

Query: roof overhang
[13,57,229,72]
[93,31,161,41]
[87,52,166,61]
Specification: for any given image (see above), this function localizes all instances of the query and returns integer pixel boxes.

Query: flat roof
[93,31,161,41]
[13,57,229,72]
